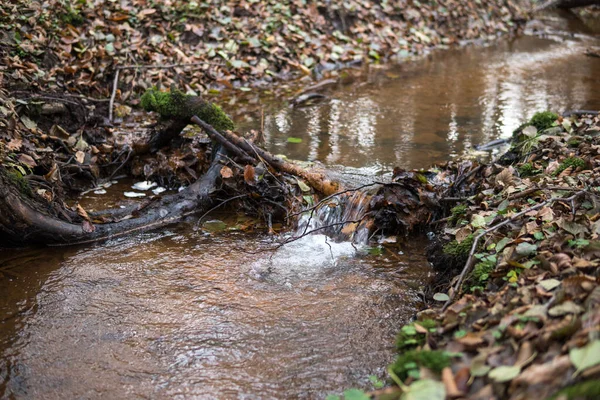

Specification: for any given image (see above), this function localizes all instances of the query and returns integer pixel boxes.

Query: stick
[191,116,257,164]
[108,68,120,123]
[442,190,588,311]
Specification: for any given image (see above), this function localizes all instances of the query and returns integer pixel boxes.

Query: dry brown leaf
[75,151,85,164]
[441,367,462,398]
[511,355,571,387]
[220,165,233,179]
[76,204,91,222]
[244,164,256,184]
[495,166,515,187]
[7,138,22,151]
[17,153,37,168]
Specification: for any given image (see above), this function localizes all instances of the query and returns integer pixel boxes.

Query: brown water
[2,12,600,400]
[231,12,600,170]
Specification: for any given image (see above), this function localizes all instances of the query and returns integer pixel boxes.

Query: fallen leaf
[548,301,584,317]
[433,293,450,302]
[401,379,445,400]
[495,167,514,187]
[569,340,600,375]
[220,166,233,178]
[538,279,560,291]
[75,151,85,164]
[488,365,521,382]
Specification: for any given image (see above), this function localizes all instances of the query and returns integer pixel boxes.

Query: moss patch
[518,162,540,177]
[449,204,468,225]
[551,380,600,400]
[390,350,451,381]
[140,88,235,132]
[554,157,586,176]
[443,234,474,258]
[6,169,32,197]
[529,111,558,131]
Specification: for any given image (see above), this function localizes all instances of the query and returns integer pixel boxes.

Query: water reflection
[247,16,600,169]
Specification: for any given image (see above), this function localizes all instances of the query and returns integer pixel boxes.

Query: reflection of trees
[263,35,599,168]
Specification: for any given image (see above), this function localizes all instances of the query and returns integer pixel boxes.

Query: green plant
[518,162,540,177]
[528,111,558,131]
[395,319,437,350]
[550,380,600,400]
[568,239,590,249]
[389,350,451,381]
[449,204,468,225]
[554,157,586,176]
[443,234,474,258]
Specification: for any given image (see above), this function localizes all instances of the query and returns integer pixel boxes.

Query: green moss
[59,7,84,26]
[554,157,586,176]
[551,380,600,400]
[140,87,235,132]
[7,169,32,196]
[529,111,558,131]
[518,163,540,177]
[390,350,451,381]
[395,319,437,350]
[512,111,558,141]
[443,234,474,258]
[449,204,468,225]
[469,260,494,287]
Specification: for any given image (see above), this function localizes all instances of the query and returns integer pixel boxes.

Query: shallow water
[233,12,600,169]
[2,11,600,400]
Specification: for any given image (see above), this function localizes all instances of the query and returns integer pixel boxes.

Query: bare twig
[108,68,120,123]
[442,190,588,311]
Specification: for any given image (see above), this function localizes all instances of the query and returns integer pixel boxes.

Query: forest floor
[362,112,600,400]
[2,1,600,400]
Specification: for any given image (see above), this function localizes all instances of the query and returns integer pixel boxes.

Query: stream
[1,11,600,400]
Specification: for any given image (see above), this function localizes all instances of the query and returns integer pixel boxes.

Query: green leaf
[287,137,303,143]
[488,365,521,382]
[325,395,341,400]
[433,293,450,302]
[401,379,445,400]
[496,237,511,252]
[296,179,311,192]
[471,214,486,228]
[343,389,370,400]
[470,352,491,377]
[20,116,37,130]
[230,59,251,69]
[569,340,600,375]
[369,375,385,389]
[202,219,227,233]
[533,231,545,240]
[538,279,560,291]
[516,242,537,256]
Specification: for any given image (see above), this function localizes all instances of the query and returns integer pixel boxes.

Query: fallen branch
[442,190,588,311]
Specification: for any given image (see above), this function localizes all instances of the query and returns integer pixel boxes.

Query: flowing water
[2,12,600,400]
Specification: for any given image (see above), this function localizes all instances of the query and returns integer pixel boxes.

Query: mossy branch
[141,88,235,132]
